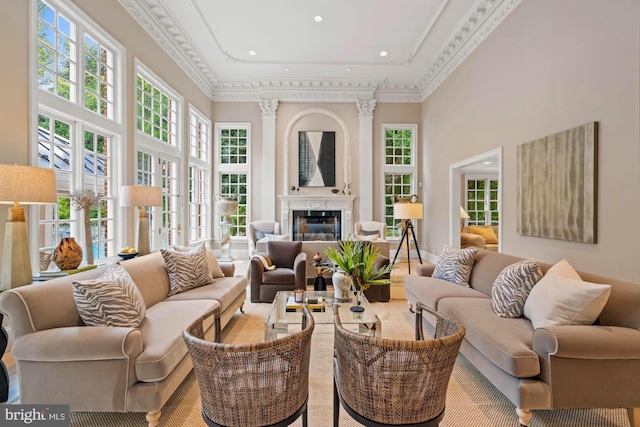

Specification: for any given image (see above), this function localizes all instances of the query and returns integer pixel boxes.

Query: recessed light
[248,50,256,56]
[483,161,492,165]
[346,67,351,72]
[314,15,323,22]
[285,67,290,71]
[379,51,388,57]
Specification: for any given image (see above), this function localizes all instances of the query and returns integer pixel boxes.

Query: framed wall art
[298,131,335,187]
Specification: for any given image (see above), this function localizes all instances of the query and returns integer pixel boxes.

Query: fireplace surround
[278,195,355,241]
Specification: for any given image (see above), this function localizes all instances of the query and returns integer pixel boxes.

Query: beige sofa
[404,249,640,426]
[0,249,247,427]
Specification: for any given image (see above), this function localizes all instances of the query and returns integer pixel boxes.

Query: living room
[0,0,639,426]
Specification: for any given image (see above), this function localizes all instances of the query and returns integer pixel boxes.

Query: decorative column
[357,99,376,221]
[259,99,279,220]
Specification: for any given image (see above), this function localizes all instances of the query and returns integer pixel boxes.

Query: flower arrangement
[70,189,101,265]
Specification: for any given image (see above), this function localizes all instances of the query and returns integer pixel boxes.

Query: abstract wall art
[298,131,335,187]
[517,122,598,243]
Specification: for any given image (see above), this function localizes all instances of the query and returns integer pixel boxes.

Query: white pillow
[523,259,612,329]
[265,233,290,241]
[354,233,379,242]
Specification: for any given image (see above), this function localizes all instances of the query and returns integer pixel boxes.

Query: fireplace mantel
[278,195,356,240]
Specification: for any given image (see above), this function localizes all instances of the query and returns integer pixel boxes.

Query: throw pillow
[354,233,379,242]
[432,245,478,286]
[72,264,146,328]
[523,259,612,329]
[265,233,290,241]
[359,229,380,236]
[491,260,543,318]
[254,229,271,241]
[469,225,498,244]
[161,244,215,296]
[253,252,276,270]
[171,243,224,278]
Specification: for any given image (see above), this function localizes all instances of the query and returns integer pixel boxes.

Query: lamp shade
[393,202,423,220]
[0,164,57,204]
[460,206,470,219]
[120,185,163,207]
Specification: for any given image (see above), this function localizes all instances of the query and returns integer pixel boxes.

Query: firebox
[292,210,342,241]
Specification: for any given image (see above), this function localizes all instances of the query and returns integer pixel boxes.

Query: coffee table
[264,291,381,341]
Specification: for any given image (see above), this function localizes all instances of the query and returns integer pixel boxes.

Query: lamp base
[2,206,33,291]
[137,212,151,256]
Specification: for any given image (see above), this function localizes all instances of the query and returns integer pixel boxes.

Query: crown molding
[417,0,523,100]
[118,0,218,99]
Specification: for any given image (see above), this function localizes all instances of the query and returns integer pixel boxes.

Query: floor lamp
[391,201,423,274]
[0,163,57,404]
[121,185,163,256]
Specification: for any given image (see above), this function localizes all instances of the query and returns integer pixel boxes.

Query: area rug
[67,296,630,427]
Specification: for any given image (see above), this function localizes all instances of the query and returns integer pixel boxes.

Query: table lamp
[391,200,423,274]
[460,206,470,231]
[0,164,57,290]
[120,185,163,256]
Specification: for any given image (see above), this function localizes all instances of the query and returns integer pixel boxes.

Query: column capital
[259,99,279,117]
[356,99,376,118]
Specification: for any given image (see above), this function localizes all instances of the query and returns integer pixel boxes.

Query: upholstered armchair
[354,221,387,241]
[461,225,499,251]
[250,241,307,303]
[248,220,280,255]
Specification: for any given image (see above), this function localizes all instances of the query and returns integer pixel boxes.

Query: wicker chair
[183,305,315,427]
[333,302,465,426]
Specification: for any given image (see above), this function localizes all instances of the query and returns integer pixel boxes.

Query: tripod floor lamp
[391,200,423,274]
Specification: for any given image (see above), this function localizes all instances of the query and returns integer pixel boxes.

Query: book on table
[285,296,325,312]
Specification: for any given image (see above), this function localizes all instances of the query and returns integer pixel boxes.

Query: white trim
[187,104,212,243]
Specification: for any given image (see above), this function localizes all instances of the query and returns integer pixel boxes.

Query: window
[215,123,250,238]
[136,73,177,145]
[34,0,124,265]
[465,176,499,226]
[187,107,211,243]
[382,124,418,238]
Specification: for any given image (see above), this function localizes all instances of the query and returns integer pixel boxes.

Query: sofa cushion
[403,274,488,311]
[524,259,612,329]
[135,299,219,382]
[120,252,171,309]
[166,276,248,313]
[491,260,543,318]
[161,245,215,296]
[432,245,477,286]
[72,264,146,328]
[438,297,540,378]
[262,268,295,284]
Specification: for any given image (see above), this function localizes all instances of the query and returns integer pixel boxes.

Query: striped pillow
[432,245,477,286]
[491,260,543,318]
[73,264,146,327]
[161,244,215,296]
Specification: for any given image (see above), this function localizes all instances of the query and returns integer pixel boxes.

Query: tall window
[136,73,177,145]
[34,0,124,264]
[187,107,211,243]
[382,124,418,238]
[215,123,250,238]
[465,176,499,226]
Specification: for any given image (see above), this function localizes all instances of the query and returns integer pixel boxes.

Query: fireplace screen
[292,210,341,241]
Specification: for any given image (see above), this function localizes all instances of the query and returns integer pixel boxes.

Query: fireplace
[292,210,341,241]
[278,195,355,241]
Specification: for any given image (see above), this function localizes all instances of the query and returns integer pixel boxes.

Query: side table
[311,262,330,291]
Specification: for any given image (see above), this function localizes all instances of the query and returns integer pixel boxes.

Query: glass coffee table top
[264,291,381,340]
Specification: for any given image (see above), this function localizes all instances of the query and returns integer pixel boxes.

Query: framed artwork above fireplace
[298,131,335,187]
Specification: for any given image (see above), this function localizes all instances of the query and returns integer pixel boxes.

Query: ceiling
[119,0,522,102]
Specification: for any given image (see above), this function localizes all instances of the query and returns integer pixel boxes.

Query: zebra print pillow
[161,244,215,296]
[491,260,543,318]
[432,245,478,286]
[73,264,146,328]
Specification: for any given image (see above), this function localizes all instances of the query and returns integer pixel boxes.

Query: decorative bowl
[118,251,139,260]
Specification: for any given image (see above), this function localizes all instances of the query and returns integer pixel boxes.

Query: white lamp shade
[0,164,57,205]
[393,202,423,220]
[120,185,163,207]
[460,206,470,219]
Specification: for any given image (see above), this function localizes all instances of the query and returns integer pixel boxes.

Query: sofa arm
[460,232,485,249]
[293,252,307,290]
[12,326,144,362]
[416,262,436,277]
[219,262,236,277]
[533,325,640,359]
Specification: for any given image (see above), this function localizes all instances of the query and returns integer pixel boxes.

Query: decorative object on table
[117,249,139,260]
[70,188,101,265]
[331,188,340,195]
[120,185,163,256]
[298,131,335,187]
[343,182,351,195]
[459,206,470,231]
[313,252,322,263]
[54,237,83,270]
[0,164,57,290]
[324,239,393,310]
[215,194,239,261]
[517,122,598,243]
[391,195,423,274]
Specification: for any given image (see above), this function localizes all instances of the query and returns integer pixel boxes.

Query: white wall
[422,0,640,280]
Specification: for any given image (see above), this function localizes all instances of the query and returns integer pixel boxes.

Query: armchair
[250,241,307,302]
[354,221,386,241]
[248,220,280,255]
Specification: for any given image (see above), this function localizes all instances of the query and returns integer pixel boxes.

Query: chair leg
[628,408,640,427]
[516,408,532,426]
[146,410,161,427]
[302,405,308,427]
[333,378,340,427]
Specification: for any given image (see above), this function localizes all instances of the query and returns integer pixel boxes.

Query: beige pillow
[72,264,146,328]
[432,245,477,286]
[171,243,224,278]
[469,225,498,244]
[523,259,611,329]
[161,244,215,296]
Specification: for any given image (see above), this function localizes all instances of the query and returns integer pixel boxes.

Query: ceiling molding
[417,0,523,100]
